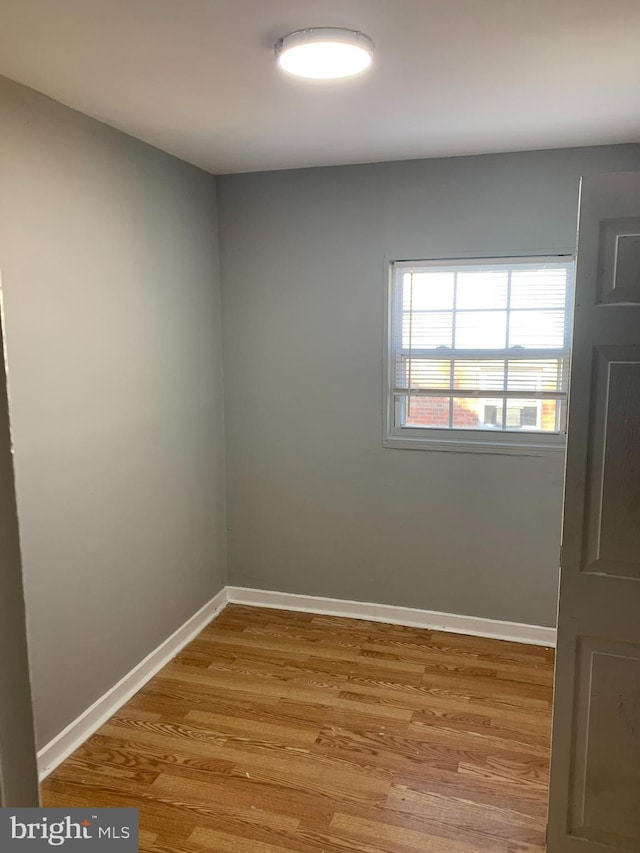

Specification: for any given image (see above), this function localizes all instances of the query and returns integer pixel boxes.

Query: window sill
[383,433,566,457]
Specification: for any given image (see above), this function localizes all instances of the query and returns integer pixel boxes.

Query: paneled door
[548,173,640,851]
[0,295,39,806]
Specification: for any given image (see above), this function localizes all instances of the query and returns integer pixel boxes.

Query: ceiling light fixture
[275,28,374,80]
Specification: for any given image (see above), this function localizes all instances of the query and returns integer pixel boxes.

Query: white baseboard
[37,587,228,780]
[227,586,557,648]
[38,584,555,779]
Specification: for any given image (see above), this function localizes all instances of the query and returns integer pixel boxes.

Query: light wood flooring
[42,604,555,852]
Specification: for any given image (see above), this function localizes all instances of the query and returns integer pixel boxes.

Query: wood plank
[329,812,509,853]
[41,604,554,852]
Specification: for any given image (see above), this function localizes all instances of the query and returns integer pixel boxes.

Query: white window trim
[383,254,575,456]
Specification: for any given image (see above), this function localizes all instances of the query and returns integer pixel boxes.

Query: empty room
[1,2,639,851]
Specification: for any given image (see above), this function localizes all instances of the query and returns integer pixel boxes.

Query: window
[385,256,574,453]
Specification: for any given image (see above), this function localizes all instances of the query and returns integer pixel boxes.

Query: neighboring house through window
[385,256,575,453]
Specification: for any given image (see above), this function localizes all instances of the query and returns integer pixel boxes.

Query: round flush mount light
[275,27,374,80]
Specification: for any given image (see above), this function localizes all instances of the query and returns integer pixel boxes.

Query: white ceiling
[1,0,640,175]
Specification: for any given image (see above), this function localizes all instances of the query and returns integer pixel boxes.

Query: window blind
[390,258,574,435]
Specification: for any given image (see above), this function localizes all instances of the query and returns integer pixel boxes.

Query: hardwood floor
[41,604,555,852]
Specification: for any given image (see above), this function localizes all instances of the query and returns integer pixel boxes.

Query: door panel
[548,173,640,852]
[0,292,39,806]
[598,218,640,304]
[575,641,640,845]
[584,348,640,578]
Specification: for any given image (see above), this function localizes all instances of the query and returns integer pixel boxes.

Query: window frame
[383,255,575,456]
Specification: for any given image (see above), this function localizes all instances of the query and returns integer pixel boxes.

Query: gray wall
[0,76,227,748]
[218,145,640,628]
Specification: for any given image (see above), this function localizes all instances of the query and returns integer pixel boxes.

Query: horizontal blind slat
[393,389,566,400]
[394,354,570,393]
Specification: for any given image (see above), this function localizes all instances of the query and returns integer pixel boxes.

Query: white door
[0,305,39,806]
[548,172,640,851]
